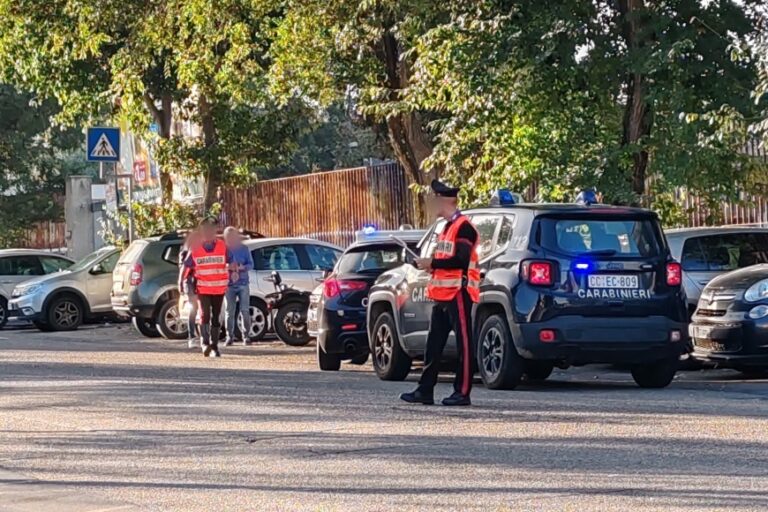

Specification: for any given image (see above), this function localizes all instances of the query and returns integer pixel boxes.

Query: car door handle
[403,313,416,318]
[697,279,710,285]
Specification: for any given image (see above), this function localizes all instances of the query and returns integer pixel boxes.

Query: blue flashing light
[490,188,517,207]
[576,189,599,206]
[573,260,594,272]
[362,224,377,236]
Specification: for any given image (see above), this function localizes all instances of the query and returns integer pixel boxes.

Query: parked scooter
[265,271,311,346]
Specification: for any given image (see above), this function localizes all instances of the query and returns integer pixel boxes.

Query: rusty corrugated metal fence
[18,221,67,250]
[222,163,416,247]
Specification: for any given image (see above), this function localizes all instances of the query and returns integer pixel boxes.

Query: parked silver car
[241,238,342,339]
[0,249,74,328]
[665,226,768,313]
[8,246,120,331]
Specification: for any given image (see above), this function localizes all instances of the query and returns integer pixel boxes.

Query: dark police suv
[366,197,689,389]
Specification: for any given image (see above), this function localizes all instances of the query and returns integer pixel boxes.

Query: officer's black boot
[201,324,213,357]
[399,387,434,405]
[442,392,471,406]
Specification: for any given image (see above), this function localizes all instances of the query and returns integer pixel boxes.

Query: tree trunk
[198,94,220,210]
[618,0,653,204]
[380,30,435,226]
[143,91,174,204]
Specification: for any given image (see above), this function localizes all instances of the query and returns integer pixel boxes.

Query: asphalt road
[0,324,767,512]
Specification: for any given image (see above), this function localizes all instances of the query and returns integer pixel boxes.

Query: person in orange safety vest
[182,218,232,358]
[400,180,480,407]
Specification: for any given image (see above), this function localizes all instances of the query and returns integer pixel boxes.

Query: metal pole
[126,165,134,243]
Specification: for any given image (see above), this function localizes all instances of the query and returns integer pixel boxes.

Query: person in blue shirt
[223,226,254,346]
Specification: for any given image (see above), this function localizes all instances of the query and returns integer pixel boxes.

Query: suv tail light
[666,262,682,287]
[523,260,555,286]
[130,263,143,286]
[323,279,368,298]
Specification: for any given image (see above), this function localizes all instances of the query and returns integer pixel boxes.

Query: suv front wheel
[371,311,411,381]
[477,314,524,390]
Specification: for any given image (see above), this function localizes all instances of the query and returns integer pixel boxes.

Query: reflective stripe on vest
[191,240,229,295]
[427,215,480,303]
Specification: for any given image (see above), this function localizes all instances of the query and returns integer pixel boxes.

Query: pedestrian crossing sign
[86,127,121,162]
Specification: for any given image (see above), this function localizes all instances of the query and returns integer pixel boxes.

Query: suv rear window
[681,233,768,271]
[119,241,147,264]
[539,217,661,257]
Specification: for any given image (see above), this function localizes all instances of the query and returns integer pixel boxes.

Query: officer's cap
[430,179,460,198]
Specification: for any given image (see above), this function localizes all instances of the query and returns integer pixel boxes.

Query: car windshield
[336,244,411,274]
[539,216,661,257]
[68,249,114,272]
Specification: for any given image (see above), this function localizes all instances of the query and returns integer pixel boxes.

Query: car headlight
[12,283,42,298]
[748,305,768,319]
[744,278,768,302]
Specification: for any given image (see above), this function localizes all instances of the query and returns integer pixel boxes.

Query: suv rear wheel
[371,311,411,381]
[132,316,161,338]
[156,299,188,340]
[47,294,83,331]
[477,314,524,390]
[631,358,678,388]
[523,361,554,381]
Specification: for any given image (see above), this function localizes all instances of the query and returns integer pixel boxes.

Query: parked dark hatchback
[367,203,689,389]
[314,231,424,371]
[690,264,768,371]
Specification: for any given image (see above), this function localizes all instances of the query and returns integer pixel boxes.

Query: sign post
[86,127,134,242]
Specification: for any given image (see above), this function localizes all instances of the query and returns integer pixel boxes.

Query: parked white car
[8,247,120,331]
[0,249,74,328]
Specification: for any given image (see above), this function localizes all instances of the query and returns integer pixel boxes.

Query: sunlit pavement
[0,324,767,511]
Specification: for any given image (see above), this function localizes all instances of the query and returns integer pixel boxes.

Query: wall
[64,176,96,260]
[222,163,416,247]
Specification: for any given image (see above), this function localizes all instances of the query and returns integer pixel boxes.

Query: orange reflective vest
[191,240,229,296]
[427,215,480,303]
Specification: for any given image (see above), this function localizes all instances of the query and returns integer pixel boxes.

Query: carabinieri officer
[400,180,480,406]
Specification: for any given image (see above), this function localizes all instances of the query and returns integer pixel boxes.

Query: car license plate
[307,308,317,323]
[588,274,639,289]
[112,279,123,292]
[691,325,713,339]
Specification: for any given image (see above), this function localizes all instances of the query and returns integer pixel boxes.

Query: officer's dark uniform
[400,180,479,407]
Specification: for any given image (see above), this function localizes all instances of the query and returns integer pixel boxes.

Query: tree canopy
[1,0,767,228]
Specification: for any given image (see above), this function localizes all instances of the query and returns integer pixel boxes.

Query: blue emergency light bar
[576,189,599,206]
[490,189,517,207]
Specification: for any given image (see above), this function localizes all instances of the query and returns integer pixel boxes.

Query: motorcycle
[264,271,311,346]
